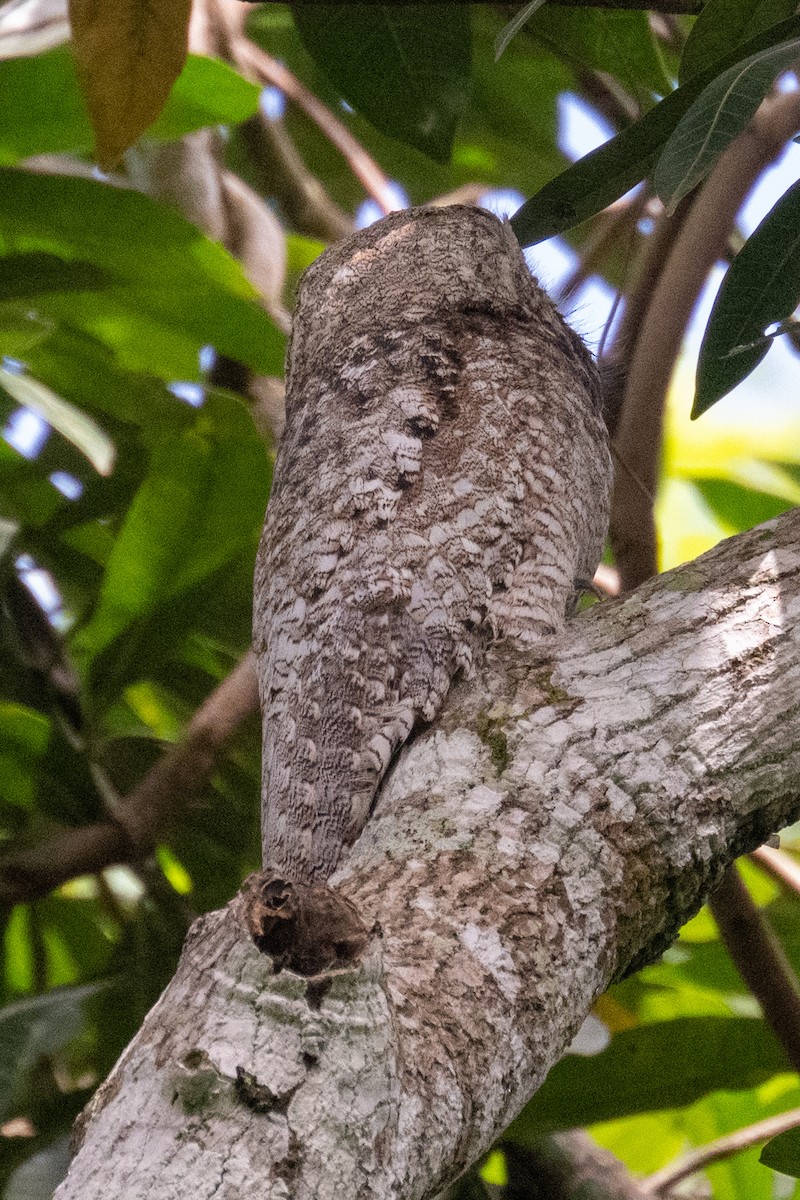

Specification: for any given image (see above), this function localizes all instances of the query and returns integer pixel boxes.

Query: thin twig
[709,865,800,1074]
[557,193,645,306]
[214,0,400,217]
[609,88,800,593]
[642,1107,800,1194]
[753,844,800,899]
[0,652,259,903]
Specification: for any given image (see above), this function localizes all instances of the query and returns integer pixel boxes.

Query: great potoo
[254,205,612,884]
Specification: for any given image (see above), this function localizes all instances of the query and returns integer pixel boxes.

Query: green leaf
[0,704,51,759]
[760,1126,800,1177]
[290,3,471,163]
[0,699,51,805]
[148,54,262,141]
[74,403,270,663]
[679,0,796,82]
[694,176,800,416]
[655,38,800,213]
[0,168,284,380]
[507,1018,788,1134]
[0,983,108,1119]
[15,325,192,433]
[510,13,800,246]
[495,0,547,62]
[0,368,115,476]
[0,48,260,165]
[525,7,672,104]
[695,479,793,530]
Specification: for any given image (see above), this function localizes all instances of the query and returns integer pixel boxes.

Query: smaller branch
[609,88,800,592]
[753,844,800,898]
[0,652,259,904]
[709,865,800,1074]
[557,193,645,306]
[238,113,352,242]
[642,1107,800,1194]
[215,0,399,217]
[602,191,695,440]
[505,1134,654,1200]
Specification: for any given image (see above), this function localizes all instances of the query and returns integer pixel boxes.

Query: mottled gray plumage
[254,205,611,883]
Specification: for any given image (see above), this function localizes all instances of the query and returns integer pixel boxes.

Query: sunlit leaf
[0,169,284,379]
[69,0,193,167]
[695,479,792,530]
[290,3,471,163]
[655,38,800,214]
[74,403,269,662]
[0,47,261,165]
[694,177,800,416]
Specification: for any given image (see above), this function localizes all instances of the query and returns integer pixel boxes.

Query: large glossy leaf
[0,169,284,379]
[74,399,269,663]
[0,49,261,165]
[506,1018,788,1134]
[290,3,471,163]
[245,3,566,208]
[69,0,193,167]
[694,177,800,417]
[679,0,796,82]
[510,14,800,246]
[655,38,800,213]
[525,6,672,104]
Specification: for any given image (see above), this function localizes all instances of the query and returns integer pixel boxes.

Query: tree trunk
[56,507,800,1199]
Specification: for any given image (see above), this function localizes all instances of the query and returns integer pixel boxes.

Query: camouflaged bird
[254,205,612,884]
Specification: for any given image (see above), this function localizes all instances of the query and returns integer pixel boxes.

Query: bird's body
[254,205,611,883]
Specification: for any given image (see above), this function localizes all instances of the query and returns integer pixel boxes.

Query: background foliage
[2,1,800,1196]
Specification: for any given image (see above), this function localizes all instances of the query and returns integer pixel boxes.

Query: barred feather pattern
[254,205,612,884]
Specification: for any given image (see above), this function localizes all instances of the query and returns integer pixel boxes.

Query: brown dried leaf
[69,0,192,168]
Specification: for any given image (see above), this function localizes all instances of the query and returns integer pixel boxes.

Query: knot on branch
[241,870,372,979]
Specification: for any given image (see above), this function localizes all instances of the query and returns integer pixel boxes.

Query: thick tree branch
[56,508,800,1199]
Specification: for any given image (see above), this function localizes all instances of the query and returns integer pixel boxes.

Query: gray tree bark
[55,505,800,1200]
